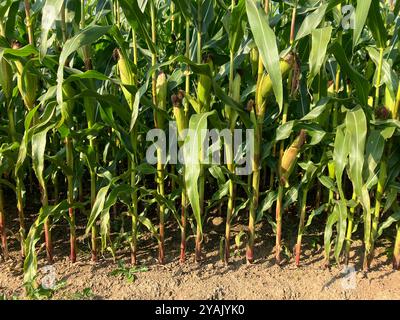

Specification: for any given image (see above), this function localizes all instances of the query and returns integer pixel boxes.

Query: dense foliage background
[0,0,399,295]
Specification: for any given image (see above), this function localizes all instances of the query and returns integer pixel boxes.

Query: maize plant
[0,0,399,296]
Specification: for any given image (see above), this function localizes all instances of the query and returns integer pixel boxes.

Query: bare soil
[1,231,399,300]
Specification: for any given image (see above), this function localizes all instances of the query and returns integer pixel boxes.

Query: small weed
[109,261,148,284]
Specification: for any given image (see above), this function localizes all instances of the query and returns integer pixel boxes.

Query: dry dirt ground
[1,236,399,300]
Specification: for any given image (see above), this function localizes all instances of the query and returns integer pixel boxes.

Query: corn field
[0,0,400,296]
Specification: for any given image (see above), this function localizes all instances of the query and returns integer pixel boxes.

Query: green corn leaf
[32,126,54,191]
[119,0,156,54]
[246,0,283,110]
[86,185,111,234]
[330,42,370,106]
[15,106,40,177]
[183,111,216,235]
[345,107,367,200]
[333,124,350,199]
[353,0,372,48]
[256,190,277,222]
[0,45,38,58]
[334,200,347,264]
[318,176,338,193]
[57,25,110,106]
[100,185,132,251]
[138,215,160,242]
[308,26,332,87]
[173,0,194,22]
[367,47,398,97]
[138,0,149,12]
[24,200,70,285]
[39,0,65,60]
[366,0,387,49]
[295,3,328,41]
[305,204,328,229]
[275,121,295,141]
[377,211,400,238]
[300,99,330,121]
[364,129,385,188]
[0,0,13,17]
[224,0,246,53]
[324,205,339,264]
[395,0,400,17]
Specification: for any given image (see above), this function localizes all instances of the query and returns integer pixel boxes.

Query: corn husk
[250,47,259,77]
[258,54,295,102]
[172,94,187,143]
[61,83,76,125]
[279,129,307,187]
[155,72,167,129]
[225,73,241,130]
[14,59,38,110]
[256,54,295,116]
[0,58,13,101]
[197,57,213,113]
[114,48,136,109]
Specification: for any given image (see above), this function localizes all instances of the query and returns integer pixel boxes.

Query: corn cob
[197,56,213,113]
[256,53,295,117]
[12,41,38,111]
[0,58,13,102]
[279,129,307,187]
[113,48,136,109]
[250,47,259,77]
[225,72,241,130]
[155,72,167,129]
[172,92,188,138]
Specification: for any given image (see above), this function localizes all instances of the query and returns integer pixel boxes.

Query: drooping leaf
[57,25,111,106]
